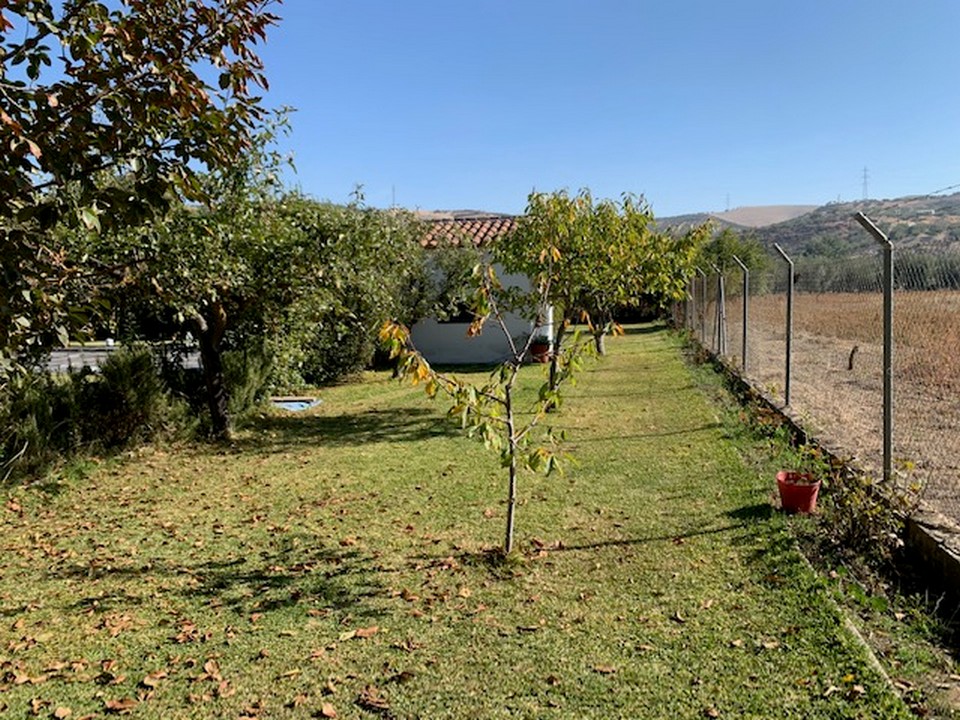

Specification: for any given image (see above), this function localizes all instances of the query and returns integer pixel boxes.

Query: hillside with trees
[663,193,960,258]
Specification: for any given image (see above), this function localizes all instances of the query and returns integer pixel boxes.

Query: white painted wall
[411,315,533,365]
[411,264,550,365]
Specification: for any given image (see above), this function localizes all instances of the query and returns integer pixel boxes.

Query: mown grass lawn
[0,325,928,718]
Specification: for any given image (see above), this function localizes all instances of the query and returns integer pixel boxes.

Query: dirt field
[698,291,960,518]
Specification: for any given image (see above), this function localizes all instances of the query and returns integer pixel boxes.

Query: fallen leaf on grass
[104,697,138,714]
[388,670,416,684]
[141,670,168,688]
[29,698,49,716]
[593,664,617,675]
[320,702,338,718]
[340,626,379,641]
[202,659,221,680]
[704,706,721,718]
[546,674,561,686]
[286,693,309,708]
[54,707,72,719]
[357,685,390,712]
[671,611,685,624]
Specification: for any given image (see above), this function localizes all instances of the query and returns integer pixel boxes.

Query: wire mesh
[890,247,960,508]
[708,249,887,480]
[684,232,960,521]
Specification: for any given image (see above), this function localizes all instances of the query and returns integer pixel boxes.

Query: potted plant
[529,333,551,363]
[776,470,821,513]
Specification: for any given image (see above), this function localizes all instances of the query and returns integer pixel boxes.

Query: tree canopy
[1,0,279,378]
[495,189,706,363]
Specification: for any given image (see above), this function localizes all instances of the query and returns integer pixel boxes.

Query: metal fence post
[855,212,894,485]
[774,244,794,406]
[695,267,707,345]
[732,255,749,374]
[711,264,726,356]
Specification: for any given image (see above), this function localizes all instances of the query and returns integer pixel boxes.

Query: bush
[223,342,273,418]
[0,372,79,480]
[76,346,174,447]
[0,346,192,482]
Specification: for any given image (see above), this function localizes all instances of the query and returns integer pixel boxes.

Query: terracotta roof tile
[421,216,517,249]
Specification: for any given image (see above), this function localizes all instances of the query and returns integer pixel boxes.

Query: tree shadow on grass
[51,544,386,621]
[239,406,460,453]
[619,324,668,336]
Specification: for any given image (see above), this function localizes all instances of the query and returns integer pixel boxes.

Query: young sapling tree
[381,257,592,555]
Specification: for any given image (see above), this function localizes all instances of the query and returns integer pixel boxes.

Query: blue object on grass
[270,398,322,412]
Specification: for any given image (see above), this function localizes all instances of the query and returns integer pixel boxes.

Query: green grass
[0,325,947,718]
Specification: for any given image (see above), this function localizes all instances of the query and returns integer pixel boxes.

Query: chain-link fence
[683,222,960,524]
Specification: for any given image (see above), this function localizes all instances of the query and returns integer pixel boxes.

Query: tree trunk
[194,302,232,441]
[593,330,606,355]
[503,374,518,554]
[548,321,568,394]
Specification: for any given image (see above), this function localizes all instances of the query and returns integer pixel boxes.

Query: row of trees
[2,1,722,490]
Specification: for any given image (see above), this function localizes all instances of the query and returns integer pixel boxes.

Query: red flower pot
[776,471,821,514]
[530,342,551,363]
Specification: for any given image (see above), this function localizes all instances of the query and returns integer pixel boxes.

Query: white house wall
[411,265,548,365]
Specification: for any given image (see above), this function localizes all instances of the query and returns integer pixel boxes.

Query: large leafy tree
[83,178,427,440]
[496,189,706,389]
[1,0,279,378]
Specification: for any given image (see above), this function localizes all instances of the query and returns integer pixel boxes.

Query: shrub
[0,372,78,480]
[1,346,193,482]
[223,342,273,418]
[75,345,178,448]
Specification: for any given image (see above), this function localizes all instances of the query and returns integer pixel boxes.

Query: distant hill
[415,209,513,220]
[753,194,960,255]
[661,194,960,256]
[659,205,817,231]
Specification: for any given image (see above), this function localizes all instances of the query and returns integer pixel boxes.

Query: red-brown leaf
[104,697,138,714]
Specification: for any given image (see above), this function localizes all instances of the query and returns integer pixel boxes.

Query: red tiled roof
[420,216,517,249]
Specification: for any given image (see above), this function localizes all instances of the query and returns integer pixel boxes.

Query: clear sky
[257,1,960,218]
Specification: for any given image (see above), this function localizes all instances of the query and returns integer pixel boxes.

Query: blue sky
[258,1,960,217]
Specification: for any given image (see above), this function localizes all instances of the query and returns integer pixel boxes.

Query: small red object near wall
[776,471,821,514]
[530,341,551,363]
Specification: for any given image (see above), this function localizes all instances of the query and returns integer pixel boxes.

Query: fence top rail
[773,243,794,266]
[854,211,892,248]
